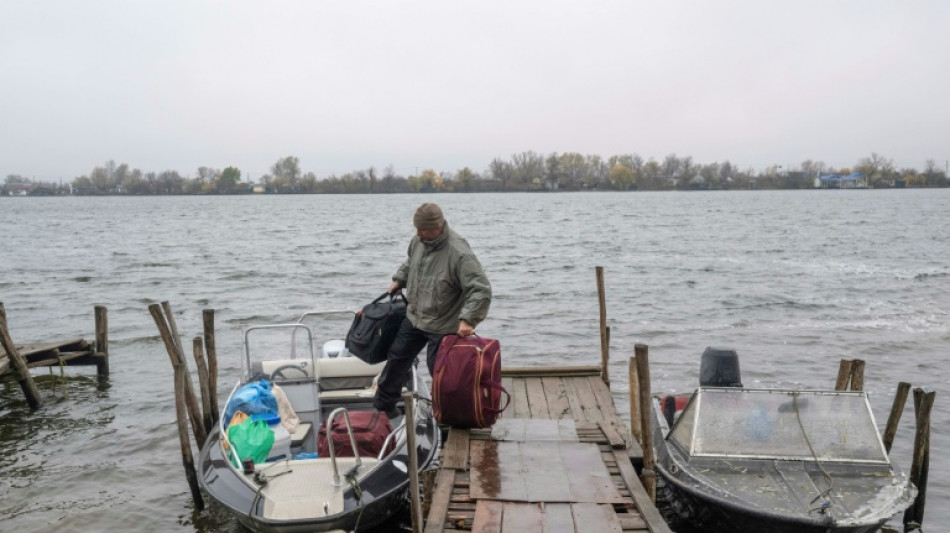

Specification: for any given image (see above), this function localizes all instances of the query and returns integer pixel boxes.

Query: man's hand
[457,319,474,337]
[387,281,402,294]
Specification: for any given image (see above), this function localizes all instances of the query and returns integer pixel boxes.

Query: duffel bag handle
[482,381,511,414]
[373,291,408,305]
[440,333,484,352]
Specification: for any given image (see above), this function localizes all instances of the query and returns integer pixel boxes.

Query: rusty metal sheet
[541,503,576,533]
[501,502,544,531]
[472,500,503,533]
[570,503,623,533]
[470,440,624,504]
[490,419,578,442]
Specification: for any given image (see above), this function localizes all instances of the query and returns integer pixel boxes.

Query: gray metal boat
[197,312,439,532]
[651,349,916,533]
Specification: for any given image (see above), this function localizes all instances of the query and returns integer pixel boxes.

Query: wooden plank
[617,513,648,530]
[443,428,471,470]
[561,376,586,422]
[598,420,626,450]
[501,502,544,531]
[511,378,530,419]
[588,376,624,421]
[524,377,550,419]
[26,349,99,368]
[423,468,457,533]
[542,503,577,533]
[572,503,623,533]
[569,376,604,422]
[610,448,673,533]
[11,338,87,357]
[502,366,602,378]
[471,500,503,533]
[542,376,572,420]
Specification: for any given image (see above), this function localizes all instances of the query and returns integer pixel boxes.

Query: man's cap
[413,203,445,230]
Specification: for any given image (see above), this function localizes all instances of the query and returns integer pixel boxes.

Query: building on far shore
[816,173,868,189]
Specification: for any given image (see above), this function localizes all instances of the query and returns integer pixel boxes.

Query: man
[373,202,492,419]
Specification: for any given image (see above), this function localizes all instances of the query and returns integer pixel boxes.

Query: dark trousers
[373,317,445,411]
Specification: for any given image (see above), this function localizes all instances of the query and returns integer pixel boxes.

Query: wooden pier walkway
[1,303,109,409]
[424,366,672,533]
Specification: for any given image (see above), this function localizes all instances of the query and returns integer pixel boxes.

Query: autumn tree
[609,163,636,190]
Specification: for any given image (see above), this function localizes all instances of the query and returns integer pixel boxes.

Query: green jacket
[393,222,492,334]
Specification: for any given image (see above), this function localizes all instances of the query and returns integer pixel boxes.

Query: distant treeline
[4,152,948,196]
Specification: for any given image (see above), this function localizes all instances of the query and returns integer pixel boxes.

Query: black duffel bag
[345,292,408,365]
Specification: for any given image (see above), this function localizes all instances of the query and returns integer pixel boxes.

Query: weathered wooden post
[882,382,911,454]
[595,266,609,386]
[0,302,42,409]
[635,343,656,501]
[835,359,853,391]
[904,387,935,529]
[403,391,423,533]
[203,309,220,426]
[193,337,214,435]
[94,305,109,377]
[148,303,204,510]
[628,355,641,444]
[849,359,865,391]
[161,302,207,447]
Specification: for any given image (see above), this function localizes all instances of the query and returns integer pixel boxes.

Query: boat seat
[290,422,312,448]
[317,357,385,390]
[256,357,385,389]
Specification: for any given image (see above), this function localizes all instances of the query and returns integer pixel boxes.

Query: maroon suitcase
[432,335,510,429]
[317,410,395,458]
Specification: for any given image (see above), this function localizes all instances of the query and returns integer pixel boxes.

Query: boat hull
[655,465,888,533]
[198,418,438,533]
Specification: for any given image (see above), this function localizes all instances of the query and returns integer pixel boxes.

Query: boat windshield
[669,388,888,463]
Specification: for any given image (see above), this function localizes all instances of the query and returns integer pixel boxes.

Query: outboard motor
[699,346,743,387]
[322,339,348,358]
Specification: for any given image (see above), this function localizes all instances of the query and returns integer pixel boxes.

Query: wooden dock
[0,303,109,409]
[424,366,672,533]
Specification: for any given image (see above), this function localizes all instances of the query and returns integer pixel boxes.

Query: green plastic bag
[227,418,275,465]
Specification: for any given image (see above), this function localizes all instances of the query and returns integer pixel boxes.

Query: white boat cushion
[259,458,380,520]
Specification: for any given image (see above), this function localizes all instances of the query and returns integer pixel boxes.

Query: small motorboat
[651,348,916,533]
[197,312,440,532]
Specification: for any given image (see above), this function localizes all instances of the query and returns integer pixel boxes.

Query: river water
[1,190,947,532]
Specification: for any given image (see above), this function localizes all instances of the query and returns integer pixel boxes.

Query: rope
[791,391,835,513]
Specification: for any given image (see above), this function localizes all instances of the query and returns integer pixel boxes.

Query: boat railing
[324,407,363,487]
[291,310,356,360]
[219,381,243,475]
[242,323,316,382]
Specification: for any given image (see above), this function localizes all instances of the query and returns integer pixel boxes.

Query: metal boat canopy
[670,388,889,464]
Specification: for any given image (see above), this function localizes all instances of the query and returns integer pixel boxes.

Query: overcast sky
[2,1,948,181]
